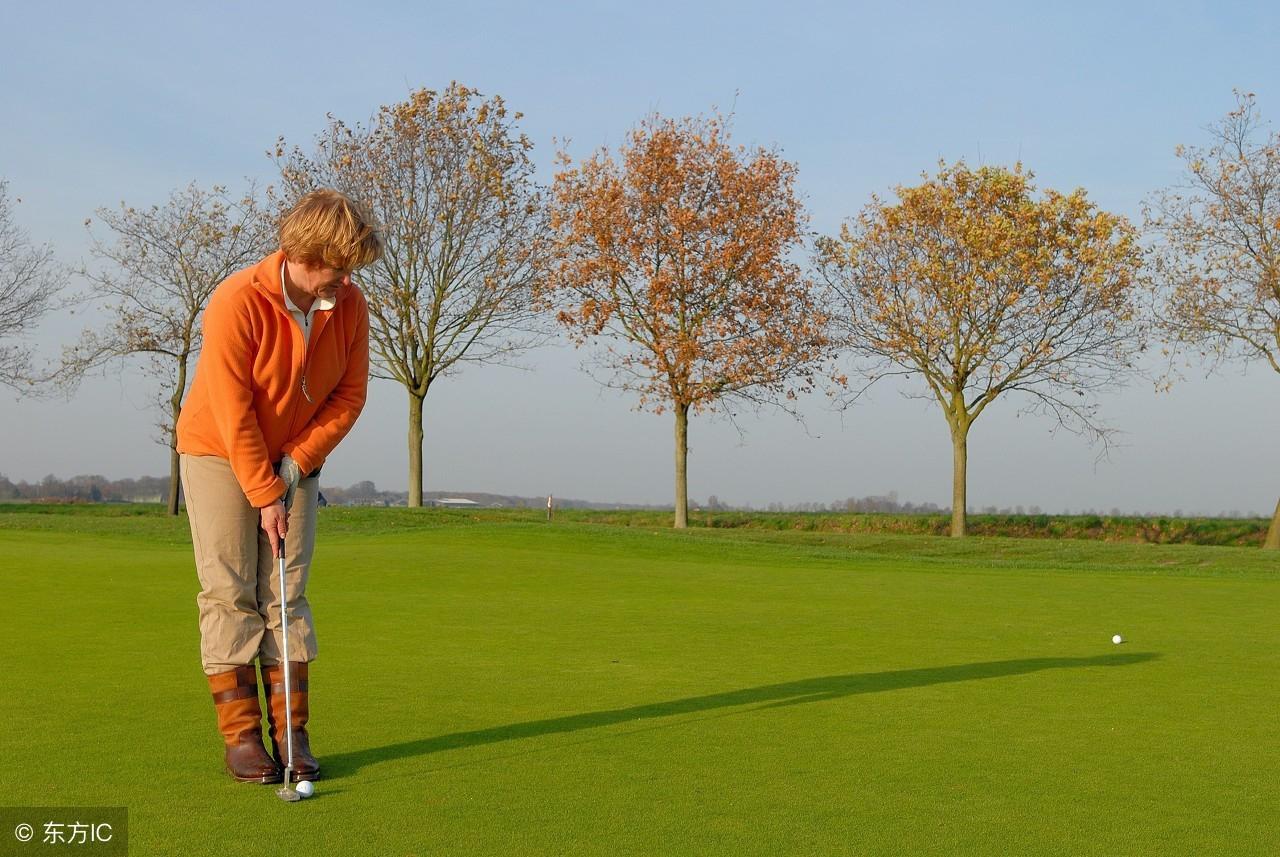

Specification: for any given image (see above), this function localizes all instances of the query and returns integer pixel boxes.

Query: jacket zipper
[300,325,313,403]
[292,305,335,429]
[269,273,338,440]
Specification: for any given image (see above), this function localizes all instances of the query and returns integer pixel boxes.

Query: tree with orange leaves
[817,162,1145,537]
[546,113,829,528]
[1145,93,1280,549]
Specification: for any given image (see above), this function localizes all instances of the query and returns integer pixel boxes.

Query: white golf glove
[278,455,302,511]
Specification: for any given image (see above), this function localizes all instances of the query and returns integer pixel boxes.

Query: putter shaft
[275,545,300,802]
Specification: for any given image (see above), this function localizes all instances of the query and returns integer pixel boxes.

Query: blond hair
[279,189,383,270]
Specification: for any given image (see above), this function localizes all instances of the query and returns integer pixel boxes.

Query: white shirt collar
[280,260,336,317]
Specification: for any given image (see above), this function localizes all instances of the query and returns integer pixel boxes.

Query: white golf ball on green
[1112,634,1124,644]
[295,781,315,798]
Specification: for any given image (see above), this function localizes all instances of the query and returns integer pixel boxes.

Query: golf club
[275,538,301,803]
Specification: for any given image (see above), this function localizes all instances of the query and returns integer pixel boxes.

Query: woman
[177,189,382,783]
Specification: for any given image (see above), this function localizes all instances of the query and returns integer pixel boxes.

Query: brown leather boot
[208,666,282,784]
[262,662,320,780]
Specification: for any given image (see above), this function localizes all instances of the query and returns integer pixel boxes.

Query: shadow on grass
[325,653,1158,778]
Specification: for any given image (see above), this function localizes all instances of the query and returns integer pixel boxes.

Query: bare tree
[818,162,1145,537]
[1146,92,1280,549]
[0,181,61,392]
[275,83,548,506]
[62,182,273,514]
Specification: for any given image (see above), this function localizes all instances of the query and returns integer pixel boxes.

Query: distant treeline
[322,481,655,510]
[0,476,954,514]
[733,491,944,514]
[0,473,169,503]
[0,474,657,511]
[2,474,1265,520]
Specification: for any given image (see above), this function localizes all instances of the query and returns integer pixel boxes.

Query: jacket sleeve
[281,294,370,475]
[202,291,288,507]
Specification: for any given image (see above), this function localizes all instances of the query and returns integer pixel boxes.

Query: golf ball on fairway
[1112,634,1124,644]
[295,781,314,798]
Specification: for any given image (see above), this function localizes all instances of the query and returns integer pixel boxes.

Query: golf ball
[1112,634,1124,644]
[295,781,314,798]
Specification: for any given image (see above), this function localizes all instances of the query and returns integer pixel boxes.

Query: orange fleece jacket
[176,250,370,507]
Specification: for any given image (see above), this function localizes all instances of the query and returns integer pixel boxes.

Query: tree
[275,83,548,507]
[0,181,61,391]
[546,112,829,528]
[817,162,1145,537]
[63,182,273,515]
[1145,93,1280,549]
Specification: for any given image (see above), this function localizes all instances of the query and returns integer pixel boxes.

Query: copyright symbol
[14,823,33,842]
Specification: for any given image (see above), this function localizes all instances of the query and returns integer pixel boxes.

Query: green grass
[0,505,1276,855]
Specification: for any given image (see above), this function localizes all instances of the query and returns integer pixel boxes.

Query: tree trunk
[950,421,969,538]
[674,402,689,529]
[167,367,186,516]
[1264,496,1280,550]
[408,390,425,507]
[168,443,181,516]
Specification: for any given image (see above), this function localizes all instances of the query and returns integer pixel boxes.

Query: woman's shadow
[324,652,1158,778]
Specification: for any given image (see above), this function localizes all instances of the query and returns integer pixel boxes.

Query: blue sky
[2,0,1278,513]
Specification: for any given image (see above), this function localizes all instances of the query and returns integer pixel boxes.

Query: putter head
[275,768,301,802]
[276,785,301,802]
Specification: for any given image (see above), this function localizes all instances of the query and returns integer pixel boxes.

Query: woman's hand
[260,500,288,557]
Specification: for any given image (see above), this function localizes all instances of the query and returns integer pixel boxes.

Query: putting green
[0,507,1275,855]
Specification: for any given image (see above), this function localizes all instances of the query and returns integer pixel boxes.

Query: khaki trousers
[180,454,319,676]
